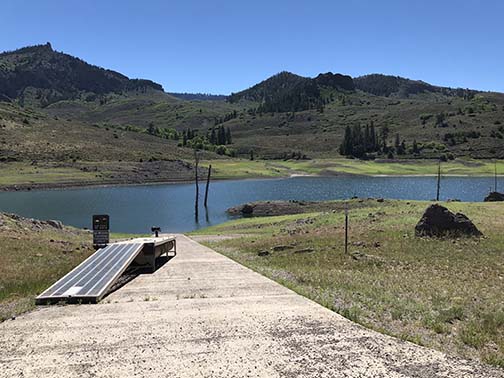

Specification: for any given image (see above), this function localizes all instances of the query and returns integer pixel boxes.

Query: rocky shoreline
[227,198,388,217]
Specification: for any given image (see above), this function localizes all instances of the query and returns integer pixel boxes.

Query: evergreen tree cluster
[180,126,233,156]
[339,123,379,158]
[146,122,179,140]
[214,110,238,125]
[229,72,327,113]
[339,123,418,158]
[207,125,232,145]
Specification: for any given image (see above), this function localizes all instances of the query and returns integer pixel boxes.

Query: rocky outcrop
[415,204,482,237]
[46,220,63,229]
[314,72,355,91]
[484,192,504,202]
[1,213,65,231]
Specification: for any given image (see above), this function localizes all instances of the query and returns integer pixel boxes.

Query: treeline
[229,72,327,113]
[339,123,379,158]
[214,110,238,125]
[143,122,235,156]
[340,123,419,158]
[182,126,232,146]
[181,126,235,156]
[443,130,481,145]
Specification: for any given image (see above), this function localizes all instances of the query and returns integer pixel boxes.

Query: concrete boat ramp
[0,235,501,377]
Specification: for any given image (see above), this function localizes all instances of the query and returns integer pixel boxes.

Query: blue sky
[2,0,503,94]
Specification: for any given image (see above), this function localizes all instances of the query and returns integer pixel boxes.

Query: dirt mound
[484,191,504,202]
[415,204,482,237]
[227,199,387,217]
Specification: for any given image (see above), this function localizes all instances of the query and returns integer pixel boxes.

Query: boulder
[45,220,63,229]
[240,204,254,215]
[415,204,482,237]
[484,192,504,202]
[272,245,293,251]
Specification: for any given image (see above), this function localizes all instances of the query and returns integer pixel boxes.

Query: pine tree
[381,126,390,151]
[217,126,225,145]
[210,128,217,145]
[364,124,370,152]
[370,122,377,152]
[225,127,232,144]
[147,122,155,135]
[182,131,187,146]
[340,126,353,156]
[413,139,419,154]
[400,140,406,155]
[352,125,365,157]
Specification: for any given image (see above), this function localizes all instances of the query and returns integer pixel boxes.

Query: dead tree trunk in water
[204,164,212,208]
[495,160,498,192]
[436,160,441,201]
[194,150,200,219]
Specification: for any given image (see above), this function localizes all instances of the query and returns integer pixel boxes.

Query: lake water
[0,176,501,233]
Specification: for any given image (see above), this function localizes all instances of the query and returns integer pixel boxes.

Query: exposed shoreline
[0,172,502,193]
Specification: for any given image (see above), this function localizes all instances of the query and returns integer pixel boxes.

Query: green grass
[0,157,501,189]
[204,158,504,179]
[0,214,93,321]
[0,214,147,321]
[191,199,504,367]
[0,163,97,186]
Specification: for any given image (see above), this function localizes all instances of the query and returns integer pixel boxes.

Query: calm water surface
[0,176,501,233]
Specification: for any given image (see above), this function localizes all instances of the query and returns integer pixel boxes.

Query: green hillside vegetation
[192,199,504,368]
[203,158,504,178]
[0,43,162,106]
[0,43,503,188]
[43,76,504,161]
[0,101,222,189]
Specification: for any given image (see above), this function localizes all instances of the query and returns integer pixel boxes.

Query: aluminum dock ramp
[36,236,176,304]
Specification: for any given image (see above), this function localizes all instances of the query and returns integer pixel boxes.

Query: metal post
[194,150,199,219]
[204,164,212,207]
[344,206,349,255]
[436,160,441,201]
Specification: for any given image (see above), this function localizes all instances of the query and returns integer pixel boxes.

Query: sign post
[344,205,349,255]
[93,214,110,249]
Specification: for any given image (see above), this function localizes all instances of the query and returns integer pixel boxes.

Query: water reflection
[0,176,501,233]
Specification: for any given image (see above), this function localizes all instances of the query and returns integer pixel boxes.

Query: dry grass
[194,199,504,368]
[0,213,93,321]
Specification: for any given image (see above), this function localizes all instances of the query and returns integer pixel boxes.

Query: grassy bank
[0,213,142,321]
[0,160,200,190]
[191,199,504,368]
[0,214,93,320]
[0,158,502,190]
[206,158,504,179]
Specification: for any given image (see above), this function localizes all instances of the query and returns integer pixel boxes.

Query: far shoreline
[0,172,502,193]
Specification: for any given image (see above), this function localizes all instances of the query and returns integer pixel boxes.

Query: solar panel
[36,242,143,304]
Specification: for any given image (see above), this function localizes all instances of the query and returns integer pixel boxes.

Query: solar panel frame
[36,242,143,303]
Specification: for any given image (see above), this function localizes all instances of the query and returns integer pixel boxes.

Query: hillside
[0,43,163,106]
[0,43,503,187]
[0,100,218,190]
[354,74,477,98]
[45,68,503,160]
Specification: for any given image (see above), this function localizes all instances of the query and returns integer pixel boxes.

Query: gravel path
[0,235,502,377]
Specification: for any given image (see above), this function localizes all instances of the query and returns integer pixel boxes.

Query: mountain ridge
[1,43,503,161]
[0,43,163,106]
